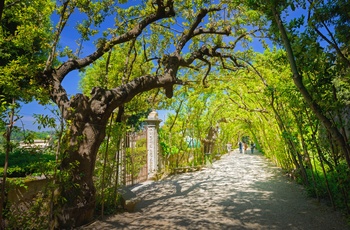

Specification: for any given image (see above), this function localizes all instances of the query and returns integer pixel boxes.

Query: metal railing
[123,131,148,187]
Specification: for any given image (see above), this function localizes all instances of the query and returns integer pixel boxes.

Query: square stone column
[145,110,162,179]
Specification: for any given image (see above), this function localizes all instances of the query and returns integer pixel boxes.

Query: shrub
[0,148,56,177]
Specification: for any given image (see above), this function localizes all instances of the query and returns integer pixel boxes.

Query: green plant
[4,179,52,229]
[0,148,56,177]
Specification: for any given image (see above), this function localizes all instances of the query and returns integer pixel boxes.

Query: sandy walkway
[83,151,349,230]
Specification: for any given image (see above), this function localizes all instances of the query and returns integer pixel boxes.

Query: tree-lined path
[84,151,349,230]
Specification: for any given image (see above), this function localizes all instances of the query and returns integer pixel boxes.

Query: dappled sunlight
[83,151,348,230]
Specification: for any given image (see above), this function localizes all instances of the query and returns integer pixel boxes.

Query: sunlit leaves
[0,0,53,102]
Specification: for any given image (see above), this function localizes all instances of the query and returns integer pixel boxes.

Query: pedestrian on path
[243,142,248,154]
[226,143,232,152]
[251,142,255,154]
[238,141,243,153]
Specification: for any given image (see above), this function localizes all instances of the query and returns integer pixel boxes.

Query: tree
[0,0,52,102]
[0,1,53,228]
[15,0,262,228]
[245,0,350,168]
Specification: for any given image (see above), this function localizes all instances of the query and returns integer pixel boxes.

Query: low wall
[4,177,49,207]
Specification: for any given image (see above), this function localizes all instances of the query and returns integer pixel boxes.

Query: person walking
[238,142,243,153]
[251,142,255,154]
[243,142,248,154]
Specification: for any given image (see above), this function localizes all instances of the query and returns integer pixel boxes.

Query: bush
[305,164,350,211]
[0,148,56,177]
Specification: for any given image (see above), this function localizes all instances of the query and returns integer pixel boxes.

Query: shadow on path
[83,151,349,230]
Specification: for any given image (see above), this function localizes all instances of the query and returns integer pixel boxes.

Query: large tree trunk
[49,60,178,228]
[52,96,109,228]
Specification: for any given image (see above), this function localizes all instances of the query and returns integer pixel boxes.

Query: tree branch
[45,1,73,72]
[198,57,211,87]
[143,36,161,63]
[122,39,137,84]
[55,0,175,81]
[181,29,259,66]
[176,6,222,53]
[100,73,182,116]
[307,0,350,66]
[228,97,268,113]
[237,57,269,87]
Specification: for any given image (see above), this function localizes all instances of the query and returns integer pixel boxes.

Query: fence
[123,130,148,186]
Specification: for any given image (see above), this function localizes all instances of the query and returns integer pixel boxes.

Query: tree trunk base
[54,200,95,229]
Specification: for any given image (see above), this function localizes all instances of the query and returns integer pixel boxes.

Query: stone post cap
[145,110,162,124]
[147,110,158,119]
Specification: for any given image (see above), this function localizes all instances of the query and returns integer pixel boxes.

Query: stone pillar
[145,110,162,179]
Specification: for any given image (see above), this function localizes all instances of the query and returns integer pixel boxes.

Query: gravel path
[84,150,349,230]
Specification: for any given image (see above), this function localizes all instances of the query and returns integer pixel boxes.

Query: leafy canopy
[0,0,54,103]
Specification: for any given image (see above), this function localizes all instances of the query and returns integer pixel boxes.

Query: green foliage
[80,43,152,88]
[33,113,58,131]
[159,128,180,156]
[158,82,239,168]
[93,120,125,214]
[94,124,148,214]
[0,0,54,103]
[125,141,147,179]
[127,110,151,131]
[79,41,154,128]
[0,148,56,177]
[305,163,350,209]
[5,189,50,229]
